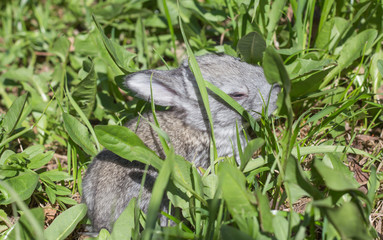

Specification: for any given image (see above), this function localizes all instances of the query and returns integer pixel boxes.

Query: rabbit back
[82,150,156,232]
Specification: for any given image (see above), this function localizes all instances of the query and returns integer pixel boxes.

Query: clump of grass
[0,0,382,239]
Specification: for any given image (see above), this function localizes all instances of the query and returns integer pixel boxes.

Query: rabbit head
[125,54,280,133]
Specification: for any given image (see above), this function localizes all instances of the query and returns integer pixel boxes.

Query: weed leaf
[2,93,28,134]
[72,58,97,118]
[237,32,266,64]
[0,171,39,205]
[63,113,98,156]
[94,125,163,170]
[44,204,87,240]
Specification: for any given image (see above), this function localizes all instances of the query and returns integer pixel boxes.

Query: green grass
[0,0,382,239]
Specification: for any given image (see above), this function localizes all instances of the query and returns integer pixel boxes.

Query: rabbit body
[82,54,280,233]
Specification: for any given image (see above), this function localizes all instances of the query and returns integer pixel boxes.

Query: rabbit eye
[229,92,248,99]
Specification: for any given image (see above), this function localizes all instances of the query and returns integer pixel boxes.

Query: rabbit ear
[124,70,184,106]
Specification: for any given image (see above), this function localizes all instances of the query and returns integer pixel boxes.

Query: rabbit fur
[82,54,280,233]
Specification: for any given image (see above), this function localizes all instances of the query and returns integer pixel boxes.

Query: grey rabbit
[82,54,280,233]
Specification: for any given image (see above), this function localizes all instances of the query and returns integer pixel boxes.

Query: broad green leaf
[314,160,359,191]
[135,17,147,69]
[94,125,162,170]
[1,151,28,166]
[182,0,220,23]
[92,2,125,19]
[2,68,33,83]
[51,185,72,196]
[315,17,348,50]
[45,186,56,204]
[323,153,354,178]
[284,156,322,200]
[292,145,374,159]
[2,93,28,134]
[306,105,338,124]
[40,174,55,187]
[65,76,101,152]
[370,50,383,94]
[202,174,218,199]
[337,29,377,68]
[92,15,136,73]
[243,156,267,173]
[155,227,195,238]
[179,1,204,23]
[142,151,173,240]
[157,0,179,24]
[0,171,39,205]
[367,166,377,212]
[98,228,111,239]
[172,154,193,192]
[287,182,312,204]
[237,32,266,64]
[377,59,383,77]
[191,164,204,235]
[291,0,306,50]
[0,176,44,238]
[0,209,10,226]
[167,184,189,215]
[256,189,274,233]
[263,46,291,118]
[63,113,98,156]
[23,145,44,158]
[272,215,288,240]
[220,225,254,240]
[234,0,251,8]
[74,28,124,76]
[56,197,78,205]
[27,151,54,169]
[291,67,334,98]
[51,37,70,62]
[0,167,19,179]
[39,170,71,182]
[266,0,287,43]
[288,58,334,80]
[322,217,342,239]
[325,201,371,239]
[0,150,15,165]
[44,204,87,240]
[8,208,44,240]
[203,12,225,22]
[240,138,264,171]
[72,59,97,118]
[74,32,100,56]
[263,46,290,88]
[218,161,258,233]
[219,161,256,208]
[168,156,204,211]
[111,198,137,240]
[318,0,335,32]
[321,29,378,88]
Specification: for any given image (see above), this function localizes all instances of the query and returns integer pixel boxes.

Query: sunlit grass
[0,0,382,239]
